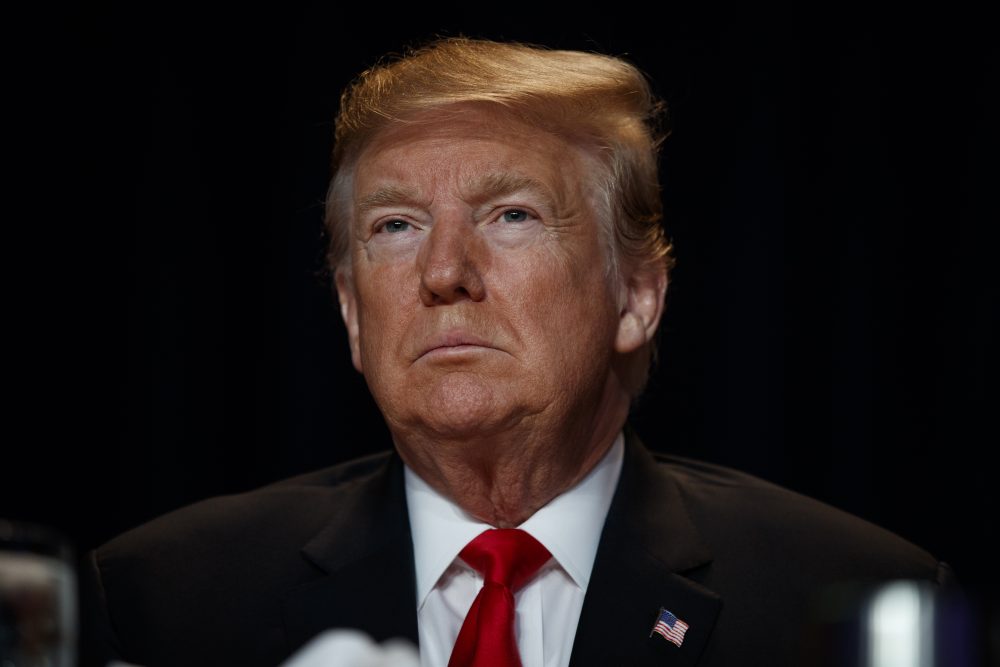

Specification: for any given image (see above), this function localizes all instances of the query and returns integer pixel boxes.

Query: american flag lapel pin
[650,607,690,648]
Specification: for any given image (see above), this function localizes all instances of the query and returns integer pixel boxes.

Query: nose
[417,215,486,306]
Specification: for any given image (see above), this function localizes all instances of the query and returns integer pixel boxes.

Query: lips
[416,330,498,360]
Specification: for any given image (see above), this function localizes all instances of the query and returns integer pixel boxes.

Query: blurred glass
[0,520,76,667]
[802,579,980,667]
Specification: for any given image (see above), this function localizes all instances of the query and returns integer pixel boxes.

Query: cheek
[501,249,617,357]
[355,266,413,361]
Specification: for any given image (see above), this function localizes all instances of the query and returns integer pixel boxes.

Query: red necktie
[447,529,552,667]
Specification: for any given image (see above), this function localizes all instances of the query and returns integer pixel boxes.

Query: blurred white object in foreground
[866,581,936,667]
[280,629,419,667]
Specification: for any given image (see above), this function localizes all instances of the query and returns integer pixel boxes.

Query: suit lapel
[569,429,721,666]
[281,452,419,652]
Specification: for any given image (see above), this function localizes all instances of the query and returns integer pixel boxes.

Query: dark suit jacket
[82,430,951,666]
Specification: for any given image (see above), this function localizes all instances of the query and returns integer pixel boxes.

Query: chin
[402,372,526,439]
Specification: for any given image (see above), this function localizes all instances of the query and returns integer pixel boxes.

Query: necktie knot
[459,528,551,591]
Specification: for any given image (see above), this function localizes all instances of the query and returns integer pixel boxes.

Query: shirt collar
[405,432,624,610]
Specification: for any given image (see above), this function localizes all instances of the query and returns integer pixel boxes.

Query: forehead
[352,109,601,204]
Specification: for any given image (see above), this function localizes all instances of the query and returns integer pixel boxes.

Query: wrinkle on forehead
[349,102,609,211]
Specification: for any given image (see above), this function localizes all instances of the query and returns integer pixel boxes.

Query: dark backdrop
[10,4,995,604]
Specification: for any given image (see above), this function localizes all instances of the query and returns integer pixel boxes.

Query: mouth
[416,331,499,361]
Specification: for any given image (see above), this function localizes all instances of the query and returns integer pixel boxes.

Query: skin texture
[336,109,666,527]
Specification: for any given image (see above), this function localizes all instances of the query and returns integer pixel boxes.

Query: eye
[501,209,531,223]
[380,219,412,233]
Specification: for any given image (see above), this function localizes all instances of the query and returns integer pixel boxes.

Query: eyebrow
[356,184,426,216]
[355,172,562,216]
[461,172,559,210]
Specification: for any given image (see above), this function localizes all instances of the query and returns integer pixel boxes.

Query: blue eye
[382,220,411,233]
[502,209,529,223]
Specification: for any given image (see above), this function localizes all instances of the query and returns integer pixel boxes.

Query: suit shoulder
[85,450,401,665]
[651,453,943,581]
[97,450,395,565]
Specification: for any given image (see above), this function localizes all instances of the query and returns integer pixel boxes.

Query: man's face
[336,109,630,445]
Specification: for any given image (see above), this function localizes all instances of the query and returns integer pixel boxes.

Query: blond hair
[324,37,674,282]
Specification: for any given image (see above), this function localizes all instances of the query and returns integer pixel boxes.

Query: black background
[10,2,996,610]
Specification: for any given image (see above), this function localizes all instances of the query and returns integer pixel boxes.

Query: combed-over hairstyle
[324,37,674,281]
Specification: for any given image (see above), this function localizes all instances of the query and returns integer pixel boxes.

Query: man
[82,38,951,666]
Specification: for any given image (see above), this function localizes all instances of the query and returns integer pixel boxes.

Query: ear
[615,262,668,354]
[335,268,364,373]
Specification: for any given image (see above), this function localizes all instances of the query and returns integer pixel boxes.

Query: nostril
[425,283,473,305]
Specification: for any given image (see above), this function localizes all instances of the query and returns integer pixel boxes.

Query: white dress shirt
[404,432,624,667]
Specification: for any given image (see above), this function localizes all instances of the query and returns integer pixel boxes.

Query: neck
[392,391,629,528]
